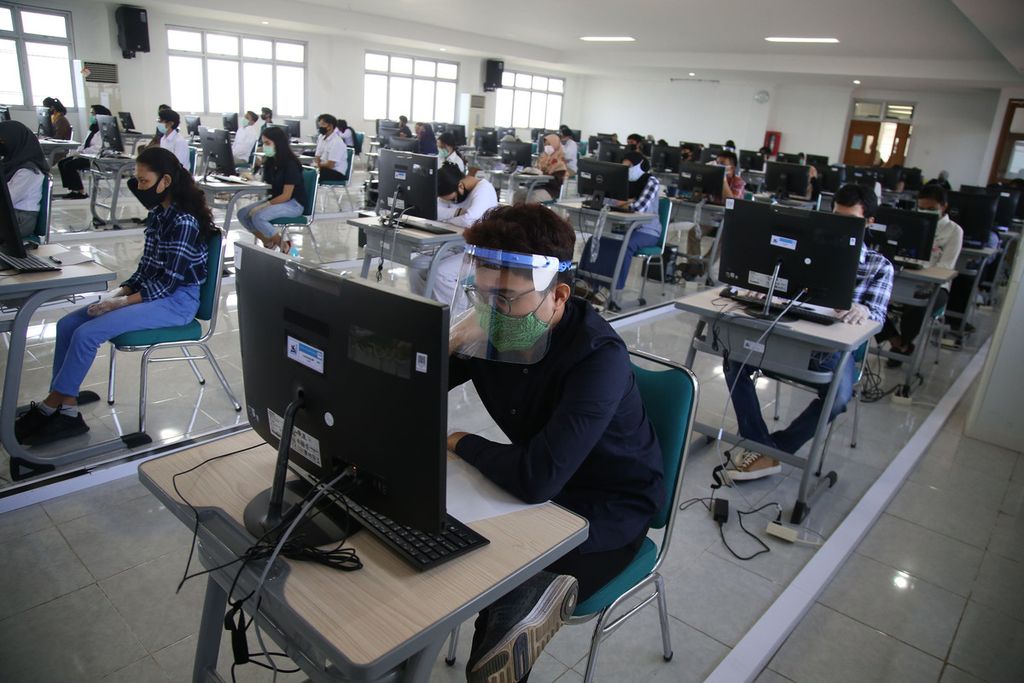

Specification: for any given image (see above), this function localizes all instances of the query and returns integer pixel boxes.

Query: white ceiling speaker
[754,90,771,104]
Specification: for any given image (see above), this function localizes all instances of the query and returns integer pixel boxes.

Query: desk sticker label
[725,198,735,210]
[394,170,407,181]
[415,352,428,374]
[267,409,322,467]
[770,235,797,250]
[743,339,765,354]
[287,336,325,374]
[748,270,789,293]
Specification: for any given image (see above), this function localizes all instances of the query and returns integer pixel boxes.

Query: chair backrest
[656,196,671,250]
[629,350,698,531]
[300,166,319,218]
[354,131,364,155]
[32,174,53,243]
[188,146,197,175]
[344,146,354,180]
[196,230,224,322]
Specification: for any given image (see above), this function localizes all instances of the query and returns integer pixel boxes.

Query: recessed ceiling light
[579,36,636,42]
[260,20,269,25]
[439,47,447,51]
[689,72,696,77]
[764,36,839,44]
[853,79,861,85]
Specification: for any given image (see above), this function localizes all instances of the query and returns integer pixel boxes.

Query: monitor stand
[243,395,361,546]
[583,191,605,210]
[746,260,796,323]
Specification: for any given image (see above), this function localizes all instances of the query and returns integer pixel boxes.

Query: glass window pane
[414,59,435,78]
[387,76,411,120]
[515,73,532,89]
[168,29,202,52]
[206,34,238,56]
[242,62,273,114]
[512,89,530,128]
[390,56,412,74]
[275,65,304,116]
[545,94,562,129]
[495,88,513,128]
[0,8,12,31]
[21,11,66,38]
[501,71,515,88]
[276,42,304,63]
[0,39,24,105]
[548,78,564,93]
[26,42,72,107]
[435,81,456,123]
[886,103,915,121]
[242,38,272,59]
[437,62,457,80]
[853,101,882,119]
[412,79,434,122]
[364,73,388,120]
[533,76,548,92]
[529,92,547,129]
[169,55,205,112]
[207,59,239,113]
[365,52,388,71]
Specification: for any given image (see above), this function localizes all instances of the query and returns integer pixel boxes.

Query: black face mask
[318,126,328,137]
[454,186,469,203]
[128,177,167,211]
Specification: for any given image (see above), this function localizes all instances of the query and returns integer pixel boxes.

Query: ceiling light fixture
[689,72,696,77]
[853,79,861,85]
[440,47,447,51]
[765,36,839,44]
[579,36,636,42]
[260,20,269,25]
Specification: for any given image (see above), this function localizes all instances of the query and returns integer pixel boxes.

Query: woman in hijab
[57,104,111,200]
[416,122,438,155]
[0,120,50,237]
[514,133,568,204]
[42,97,72,140]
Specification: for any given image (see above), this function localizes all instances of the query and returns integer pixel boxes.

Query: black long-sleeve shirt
[451,297,664,553]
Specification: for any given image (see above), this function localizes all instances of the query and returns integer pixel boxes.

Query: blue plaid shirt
[628,174,662,237]
[122,204,208,302]
[855,245,894,323]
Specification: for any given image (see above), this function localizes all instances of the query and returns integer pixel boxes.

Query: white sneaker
[725,449,782,481]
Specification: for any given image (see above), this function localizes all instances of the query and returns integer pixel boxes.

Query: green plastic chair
[444,350,699,683]
[319,147,355,212]
[269,167,322,260]
[355,131,365,153]
[105,231,241,443]
[25,174,53,245]
[636,196,672,306]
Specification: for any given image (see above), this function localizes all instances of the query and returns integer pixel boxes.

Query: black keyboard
[343,498,489,570]
[0,253,60,273]
[609,205,635,213]
[394,218,456,235]
[720,288,838,326]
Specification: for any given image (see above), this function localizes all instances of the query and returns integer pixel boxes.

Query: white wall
[767,84,853,162]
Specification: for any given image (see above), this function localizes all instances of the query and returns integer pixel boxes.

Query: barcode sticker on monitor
[416,352,428,373]
[725,198,735,210]
[749,270,789,293]
[267,409,323,467]
[770,235,797,250]
[287,336,324,374]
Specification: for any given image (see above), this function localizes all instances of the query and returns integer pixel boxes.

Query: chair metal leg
[773,381,782,421]
[107,344,117,405]
[181,346,206,385]
[655,573,673,661]
[817,421,836,477]
[304,225,324,262]
[639,256,650,303]
[138,347,155,434]
[445,624,460,666]
[851,390,860,448]
[201,343,242,411]
[581,608,610,683]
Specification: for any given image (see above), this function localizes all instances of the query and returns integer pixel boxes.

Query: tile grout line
[704,340,989,683]
[812,600,948,665]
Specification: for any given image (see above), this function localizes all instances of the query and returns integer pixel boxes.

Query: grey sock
[38,402,57,416]
[59,404,79,417]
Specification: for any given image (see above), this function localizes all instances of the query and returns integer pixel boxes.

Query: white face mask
[627,164,644,182]
[544,145,554,155]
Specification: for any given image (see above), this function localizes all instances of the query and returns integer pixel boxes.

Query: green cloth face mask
[475,302,551,352]
[263,144,276,158]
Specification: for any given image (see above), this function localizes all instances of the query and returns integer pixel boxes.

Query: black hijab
[0,120,49,182]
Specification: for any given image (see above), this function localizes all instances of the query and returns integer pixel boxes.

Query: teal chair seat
[573,537,658,616]
[637,245,662,257]
[112,320,201,347]
[269,215,306,226]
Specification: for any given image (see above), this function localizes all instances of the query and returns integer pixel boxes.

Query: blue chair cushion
[320,178,348,186]
[573,537,658,616]
[637,246,662,257]
[112,320,202,347]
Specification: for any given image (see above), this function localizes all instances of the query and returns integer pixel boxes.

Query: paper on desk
[52,251,95,266]
[446,456,541,523]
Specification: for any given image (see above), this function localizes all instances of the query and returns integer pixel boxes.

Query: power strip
[766,521,799,543]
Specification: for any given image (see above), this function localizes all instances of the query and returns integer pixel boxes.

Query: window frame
[166,25,308,117]
[362,50,460,124]
[0,2,77,110]
[851,98,915,123]
[494,69,564,130]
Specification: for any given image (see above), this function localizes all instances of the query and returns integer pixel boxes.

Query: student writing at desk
[14,148,216,446]
[0,120,49,237]
[231,111,261,164]
[157,109,191,170]
[42,97,72,140]
[447,204,664,683]
[57,104,111,200]
[237,127,305,252]
[878,184,963,366]
[408,164,498,304]
[313,113,349,181]
[724,184,894,481]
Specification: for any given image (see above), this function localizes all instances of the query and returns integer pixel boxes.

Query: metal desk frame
[85,155,137,231]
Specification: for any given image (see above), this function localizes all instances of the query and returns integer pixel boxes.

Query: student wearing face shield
[447,204,664,683]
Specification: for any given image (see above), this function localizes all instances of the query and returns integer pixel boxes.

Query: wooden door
[843,120,880,166]
[989,99,1024,183]
[885,123,912,167]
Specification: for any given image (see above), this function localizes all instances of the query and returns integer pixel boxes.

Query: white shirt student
[340,126,355,148]
[559,128,579,174]
[232,113,261,162]
[918,194,964,292]
[9,167,43,212]
[314,116,349,179]
[157,111,191,170]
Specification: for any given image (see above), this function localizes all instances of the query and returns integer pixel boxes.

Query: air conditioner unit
[73,60,122,132]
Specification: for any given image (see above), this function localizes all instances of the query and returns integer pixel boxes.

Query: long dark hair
[260,126,300,173]
[136,147,218,237]
[43,97,67,115]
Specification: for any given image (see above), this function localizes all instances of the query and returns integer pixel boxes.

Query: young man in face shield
[447,204,665,683]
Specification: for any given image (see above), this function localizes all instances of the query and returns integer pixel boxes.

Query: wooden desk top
[0,245,116,297]
[894,266,957,284]
[140,431,587,667]
[675,288,880,351]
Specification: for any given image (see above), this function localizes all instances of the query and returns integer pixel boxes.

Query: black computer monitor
[377,125,400,148]
[596,141,625,164]
[283,119,301,138]
[719,199,865,310]
[848,166,878,190]
[530,128,555,143]
[445,123,467,147]
[822,165,846,193]
[878,167,903,192]
[765,161,811,198]
[992,187,1021,227]
[222,112,238,132]
[577,158,630,203]
[870,207,939,265]
[678,161,726,197]
[902,168,923,192]
[680,141,703,154]
[199,127,235,176]
[947,191,998,244]
[500,141,532,168]
[96,114,123,153]
[651,145,682,173]
[117,111,135,131]
[566,128,582,142]
[388,136,420,153]
[376,148,438,220]
[775,152,802,165]
[473,127,498,156]
[496,127,516,141]
[36,107,54,137]
[235,243,450,540]
[805,154,828,167]
[0,106,11,122]
[739,149,765,172]
[0,173,29,258]
[184,115,201,137]
[376,118,398,135]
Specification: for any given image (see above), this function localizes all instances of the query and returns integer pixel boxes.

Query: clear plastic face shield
[449,245,573,364]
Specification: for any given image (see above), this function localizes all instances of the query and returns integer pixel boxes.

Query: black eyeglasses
[462,284,548,315]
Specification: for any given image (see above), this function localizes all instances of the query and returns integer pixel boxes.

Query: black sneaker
[467,572,578,683]
[20,412,89,446]
[14,403,51,443]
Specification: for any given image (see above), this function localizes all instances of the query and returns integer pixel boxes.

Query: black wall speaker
[483,59,504,92]
[115,6,150,59]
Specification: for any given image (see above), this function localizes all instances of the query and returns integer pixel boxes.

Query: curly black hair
[135,147,218,237]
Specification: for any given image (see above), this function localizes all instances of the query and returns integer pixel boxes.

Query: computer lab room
[1,0,1024,681]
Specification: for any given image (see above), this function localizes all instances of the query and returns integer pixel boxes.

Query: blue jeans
[51,286,200,397]
[723,351,855,454]
[237,198,303,239]
[580,231,660,290]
